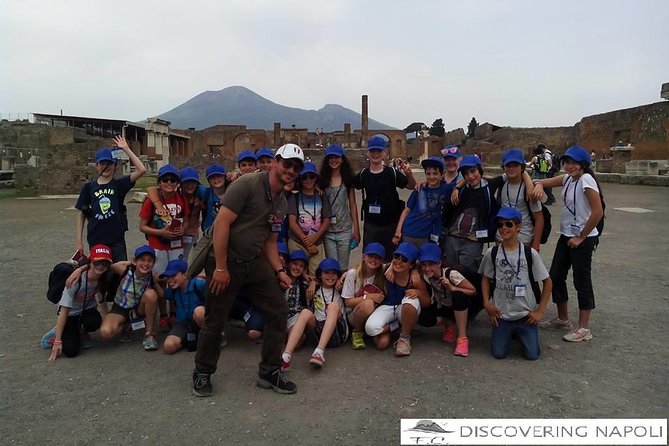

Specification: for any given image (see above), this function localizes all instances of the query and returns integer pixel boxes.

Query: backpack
[359,166,405,221]
[47,262,81,304]
[489,244,542,304]
[496,183,552,244]
[537,154,550,173]
[548,152,561,176]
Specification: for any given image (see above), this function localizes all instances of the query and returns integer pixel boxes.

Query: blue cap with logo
[179,166,200,183]
[206,164,227,178]
[134,245,156,259]
[502,148,525,166]
[418,243,442,263]
[289,250,309,264]
[496,206,523,222]
[367,135,387,151]
[158,164,179,179]
[95,148,116,164]
[237,150,257,163]
[421,156,445,172]
[393,242,419,263]
[562,145,591,165]
[159,259,188,278]
[363,242,386,259]
[324,144,345,158]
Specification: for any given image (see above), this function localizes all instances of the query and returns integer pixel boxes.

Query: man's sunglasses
[281,158,304,171]
[392,253,409,263]
[160,176,179,183]
[496,220,517,229]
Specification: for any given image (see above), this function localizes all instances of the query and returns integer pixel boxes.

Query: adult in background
[75,136,147,262]
[531,144,556,205]
[354,135,416,260]
[192,143,304,397]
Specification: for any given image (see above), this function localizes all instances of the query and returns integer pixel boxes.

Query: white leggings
[365,297,421,337]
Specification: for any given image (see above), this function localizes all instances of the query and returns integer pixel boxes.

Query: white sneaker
[539,316,573,330]
[563,327,592,342]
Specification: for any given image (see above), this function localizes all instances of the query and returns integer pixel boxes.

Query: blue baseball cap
[496,206,523,222]
[300,161,318,177]
[363,242,385,259]
[95,148,116,164]
[441,145,461,159]
[421,156,445,172]
[134,245,156,259]
[459,155,482,170]
[159,259,188,278]
[317,258,342,274]
[367,135,387,151]
[206,164,227,178]
[289,250,308,264]
[418,243,442,263]
[393,242,419,263]
[255,147,274,159]
[562,145,591,165]
[502,148,525,166]
[237,150,257,163]
[179,166,200,183]
[158,164,179,179]
[324,144,345,158]
[277,242,289,258]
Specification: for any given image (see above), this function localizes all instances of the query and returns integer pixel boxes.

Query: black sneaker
[192,370,212,397]
[257,369,297,394]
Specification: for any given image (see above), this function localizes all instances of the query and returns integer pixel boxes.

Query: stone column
[361,95,368,147]
[274,122,281,147]
[612,145,634,174]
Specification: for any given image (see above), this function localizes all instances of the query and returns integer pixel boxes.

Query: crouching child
[479,207,552,360]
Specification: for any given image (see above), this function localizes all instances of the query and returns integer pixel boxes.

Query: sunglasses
[160,176,179,183]
[392,253,409,263]
[281,158,304,172]
[92,260,111,267]
[441,147,459,156]
[496,220,517,229]
[301,173,317,180]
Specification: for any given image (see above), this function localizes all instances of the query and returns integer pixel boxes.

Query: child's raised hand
[484,302,501,326]
[112,135,130,150]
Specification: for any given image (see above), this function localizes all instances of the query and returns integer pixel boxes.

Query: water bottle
[349,239,359,251]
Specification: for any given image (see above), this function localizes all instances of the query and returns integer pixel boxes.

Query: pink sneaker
[309,352,325,369]
[454,336,469,357]
[442,325,457,344]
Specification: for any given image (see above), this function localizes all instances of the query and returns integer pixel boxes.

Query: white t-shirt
[57,274,99,316]
[497,180,542,245]
[479,244,549,321]
[559,173,599,237]
[341,268,377,313]
[313,286,343,322]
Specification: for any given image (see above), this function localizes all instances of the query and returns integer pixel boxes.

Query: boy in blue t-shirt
[393,156,453,248]
[160,259,206,354]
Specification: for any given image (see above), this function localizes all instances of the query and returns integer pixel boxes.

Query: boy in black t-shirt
[353,135,416,261]
[75,136,146,262]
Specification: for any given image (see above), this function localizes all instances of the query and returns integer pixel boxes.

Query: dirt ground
[0,182,667,445]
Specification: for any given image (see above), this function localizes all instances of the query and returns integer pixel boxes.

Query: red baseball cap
[89,244,113,262]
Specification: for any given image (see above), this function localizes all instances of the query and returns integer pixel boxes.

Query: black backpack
[496,183,552,244]
[47,262,81,304]
[489,244,542,304]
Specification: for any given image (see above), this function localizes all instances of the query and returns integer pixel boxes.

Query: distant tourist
[530,144,556,205]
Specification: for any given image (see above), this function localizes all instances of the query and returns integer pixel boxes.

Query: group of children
[43,136,604,367]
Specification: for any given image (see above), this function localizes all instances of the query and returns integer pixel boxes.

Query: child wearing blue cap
[440,145,463,185]
[75,136,147,262]
[237,150,258,175]
[354,135,416,261]
[341,242,387,350]
[287,161,332,275]
[160,259,206,354]
[394,156,453,247]
[531,146,605,342]
[255,147,274,172]
[365,242,430,356]
[479,207,552,360]
[416,243,480,357]
[318,144,360,270]
[280,250,312,371]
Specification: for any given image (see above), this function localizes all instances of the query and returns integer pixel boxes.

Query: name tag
[186,331,197,342]
[570,224,581,236]
[271,223,282,232]
[170,239,182,249]
[429,233,440,243]
[368,204,381,214]
[243,311,252,323]
[330,216,337,225]
[389,320,400,332]
[183,235,194,244]
[130,319,146,331]
[475,229,488,239]
[514,284,526,298]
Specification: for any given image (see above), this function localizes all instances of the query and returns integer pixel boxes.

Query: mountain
[157,86,396,132]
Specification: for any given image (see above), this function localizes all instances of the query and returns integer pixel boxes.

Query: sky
[1,0,668,131]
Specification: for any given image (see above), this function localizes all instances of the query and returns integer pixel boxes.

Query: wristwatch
[274,267,287,277]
